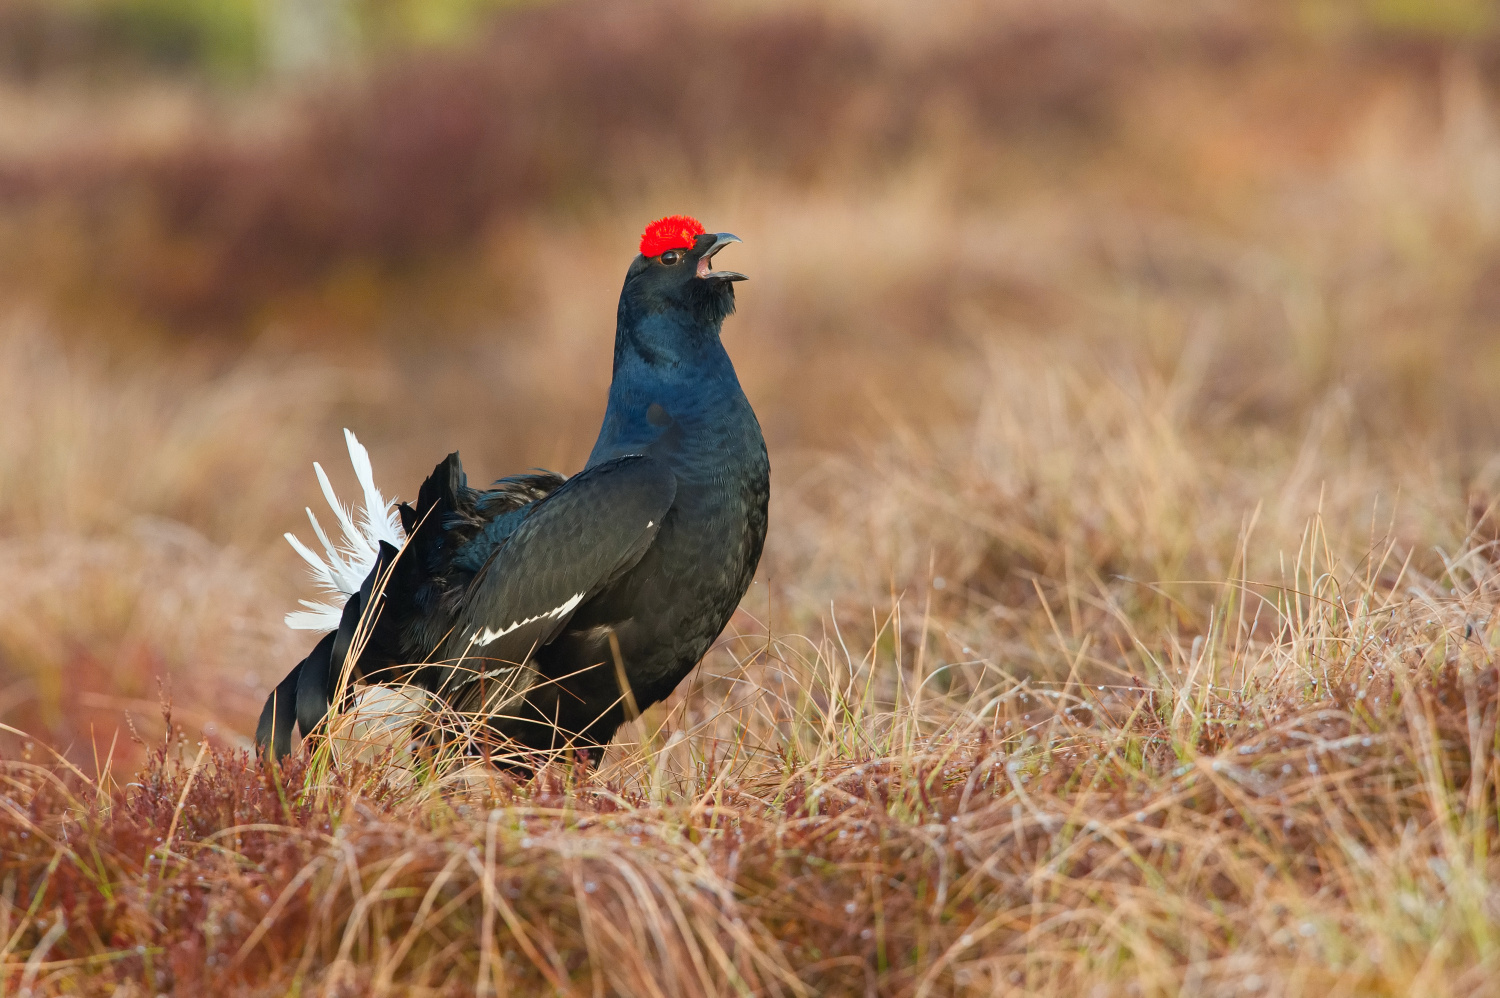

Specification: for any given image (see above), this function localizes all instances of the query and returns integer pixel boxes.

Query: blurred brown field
[6,0,1500,994]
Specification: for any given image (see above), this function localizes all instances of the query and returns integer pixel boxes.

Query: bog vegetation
[4,1,1500,994]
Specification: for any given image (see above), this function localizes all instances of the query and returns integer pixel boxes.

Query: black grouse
[256,216,769,764]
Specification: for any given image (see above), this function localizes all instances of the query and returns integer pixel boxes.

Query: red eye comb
[640,215,705,258]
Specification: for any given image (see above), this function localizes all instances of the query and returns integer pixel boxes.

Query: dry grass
[5,0,1500,994]
[7,525,1500,995]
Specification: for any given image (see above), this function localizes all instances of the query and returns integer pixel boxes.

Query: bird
[255,216,769,767]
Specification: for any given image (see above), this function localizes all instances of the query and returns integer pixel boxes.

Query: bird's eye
[660,250,682,265]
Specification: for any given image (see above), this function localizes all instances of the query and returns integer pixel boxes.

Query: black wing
[435,455,677,706]
[392,455,565,660]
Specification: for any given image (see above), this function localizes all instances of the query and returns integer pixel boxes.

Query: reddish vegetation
[0,1,1280,328]
[7,620,1500,995]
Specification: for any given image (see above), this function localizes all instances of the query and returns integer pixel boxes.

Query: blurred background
[3,0,1500,768]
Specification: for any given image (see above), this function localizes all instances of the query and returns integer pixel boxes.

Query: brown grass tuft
[7,535,1500,994]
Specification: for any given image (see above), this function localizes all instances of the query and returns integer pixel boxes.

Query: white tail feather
[284,430,406,632]
[346,428,403,548]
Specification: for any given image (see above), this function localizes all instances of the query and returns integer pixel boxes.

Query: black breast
[497,397,769,754]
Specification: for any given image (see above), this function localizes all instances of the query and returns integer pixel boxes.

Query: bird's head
[620,215,745,333]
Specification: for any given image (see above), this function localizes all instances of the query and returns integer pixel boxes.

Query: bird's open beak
[697,233,747,282]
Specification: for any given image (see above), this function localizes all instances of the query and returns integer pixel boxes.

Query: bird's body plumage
[257,222,767,764]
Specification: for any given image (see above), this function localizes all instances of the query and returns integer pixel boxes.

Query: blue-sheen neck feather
[588,287,746,469]
[614,280,736,375]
